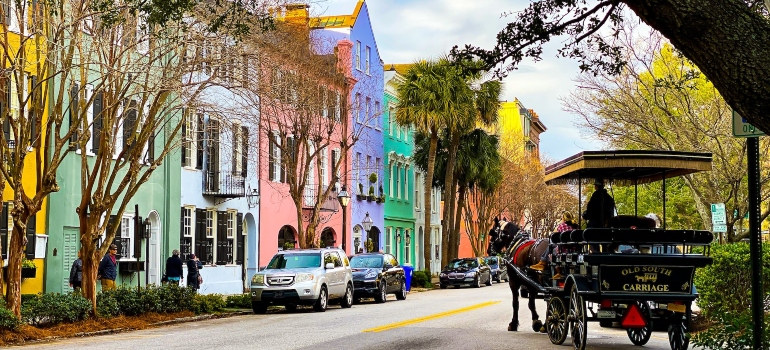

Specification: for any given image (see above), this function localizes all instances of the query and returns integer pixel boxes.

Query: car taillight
[600,299,612,309]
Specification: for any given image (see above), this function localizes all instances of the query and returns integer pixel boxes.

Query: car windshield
[448,259,478,269]
[350,256,383,268]
[486,257,498,265]
[267,253,321,269]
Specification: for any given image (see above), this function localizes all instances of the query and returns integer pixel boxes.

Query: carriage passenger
[583,178,616,252]
[530,211,578,279]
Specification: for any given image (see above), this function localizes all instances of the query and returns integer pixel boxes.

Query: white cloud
[316,0,603,160]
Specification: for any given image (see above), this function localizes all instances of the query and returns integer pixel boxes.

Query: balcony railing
[203,171,245,197]
[302,187,339,212]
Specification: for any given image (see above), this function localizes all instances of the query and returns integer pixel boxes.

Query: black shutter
[231,124,238,175]
[268,134,275,181]
[236,213,244,265]
[195,208,206,263]
[241,126,248,177]
[92,91,103,153]
[108,215,123,259]
[123,100,137,153]
[69,84,79,145]
[25,213,36,259]
[216,211,227,265]
[196,113,204,169]
[28,76,37,145]
[210,119,220,191]
[181,110,187,166]
[133,215,142,259]
[0,203,7,260]
[147,132,155,163]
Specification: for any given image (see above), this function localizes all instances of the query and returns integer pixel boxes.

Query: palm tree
[396,58,502,267]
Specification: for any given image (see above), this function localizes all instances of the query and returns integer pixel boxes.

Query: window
[206,210,214,238]
[404,165,409,201]
[397,165,402,199]
[182,207,193,237]
[320,148,328,188]
[365,97,370,123]
[404,125,408,142]
[269,131,281,182]
[396,121,401,139]
[123,100,138,153]
[355,93,361,122]
[366,155,371,177]
[388,107,393,136]
[117,215,134,260]
[414,173,420,210]
[385,227,391,254]
[355,152,362,193]
[374,101,380,129]
[216,210,232,265]
[227,210,235,238]
[355,41,361,70]
[181,109,195,167]
[180,207,193,261]
[232,122,242,175]
[365,46,370,74]
[375,158,380,190]
[404,229,410,264]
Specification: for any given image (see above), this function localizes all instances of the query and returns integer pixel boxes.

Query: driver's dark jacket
[583,188,615,228]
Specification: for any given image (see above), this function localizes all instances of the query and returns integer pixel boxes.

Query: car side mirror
[325,263,335,269]
[258,266,266,271]
[383,263,393,270]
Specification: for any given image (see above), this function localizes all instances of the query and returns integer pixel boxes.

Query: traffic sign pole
[747,136,764,349]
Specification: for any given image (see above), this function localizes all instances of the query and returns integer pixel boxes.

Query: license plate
[668,303,686,313]
[274,291,284,299]
[597,310,616,318]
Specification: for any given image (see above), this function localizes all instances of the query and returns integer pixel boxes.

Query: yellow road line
[362,301,501,333]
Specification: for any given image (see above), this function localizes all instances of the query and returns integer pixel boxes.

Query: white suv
[250,248,353,313]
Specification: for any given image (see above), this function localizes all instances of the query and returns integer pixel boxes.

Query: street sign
[711,203,726,225]
[733,109,766,137]
[713,224,727,233]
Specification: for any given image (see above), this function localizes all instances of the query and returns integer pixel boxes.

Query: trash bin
[402,263,414,292]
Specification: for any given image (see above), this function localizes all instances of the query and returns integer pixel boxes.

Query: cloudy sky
[314,0,604,161]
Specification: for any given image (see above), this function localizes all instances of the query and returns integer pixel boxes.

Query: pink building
[257,21,357,266]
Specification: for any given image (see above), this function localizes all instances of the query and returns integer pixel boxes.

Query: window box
[21,267,36,279]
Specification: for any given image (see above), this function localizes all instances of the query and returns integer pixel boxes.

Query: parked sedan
[485,256,508,283]
[349,253,407,303]
[439,257,492,289]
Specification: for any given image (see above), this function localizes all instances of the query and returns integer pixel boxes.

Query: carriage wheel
[668,305,691,350]
[569,285,587,350]
[546,296,568,345]
[626,301,652,346]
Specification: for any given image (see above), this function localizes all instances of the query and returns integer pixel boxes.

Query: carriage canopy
[543,150,712,185]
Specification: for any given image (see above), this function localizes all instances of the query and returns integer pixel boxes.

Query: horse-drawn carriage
[489,150,714,350]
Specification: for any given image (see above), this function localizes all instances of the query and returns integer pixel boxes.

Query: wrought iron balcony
[301,187,340,212]
[203,171,246,197]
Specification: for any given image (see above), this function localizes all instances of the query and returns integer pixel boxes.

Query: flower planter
[21,267,36,278]
[366,196,375,202]
[356,194,366,201]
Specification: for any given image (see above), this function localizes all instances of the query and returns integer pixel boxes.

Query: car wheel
[440,284,448,289]
[313,286,328,312]
[474,277,481,288]
[252,301,267,314]
[285,303,297,312]
[485,273,493,286]
[353,297,361,304]
[396,280,407,300]
[375,282,387,303]
[341,283,354,308]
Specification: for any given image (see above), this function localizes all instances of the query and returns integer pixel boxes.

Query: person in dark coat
[165,249,184,284]
[69,252,83,294]
[187,253,203,291]
[583,179,616,252]
[97,244,118,291]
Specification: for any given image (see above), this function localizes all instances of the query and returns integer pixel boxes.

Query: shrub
[409,269,433,288]
[96,290,121,318]
[0,300,21,331]
[112,287,147,316]
[225,294,251,309]
[22,293,91,326]
[692,242,770,349]
[191,294,226,314]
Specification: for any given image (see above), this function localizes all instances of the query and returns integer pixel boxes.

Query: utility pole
[747,136,764,349]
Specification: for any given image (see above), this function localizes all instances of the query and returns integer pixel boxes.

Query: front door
[62,227,79,293]
[148,213,161,285]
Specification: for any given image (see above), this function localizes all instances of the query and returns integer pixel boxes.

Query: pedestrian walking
[97,244,118,291]
[165,249,184,285]
[68,252,83,294]
[187,253,203,291]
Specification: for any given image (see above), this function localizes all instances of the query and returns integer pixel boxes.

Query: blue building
[312,1,384,253]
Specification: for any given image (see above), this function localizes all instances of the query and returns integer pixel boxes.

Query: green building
[382,67,417,266]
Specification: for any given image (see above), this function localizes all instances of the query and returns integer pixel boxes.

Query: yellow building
[2,7,49,294]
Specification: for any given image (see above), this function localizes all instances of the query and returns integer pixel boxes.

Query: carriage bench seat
[573,228,713,245]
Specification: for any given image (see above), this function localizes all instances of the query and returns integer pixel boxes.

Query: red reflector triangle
[621,304,647,328]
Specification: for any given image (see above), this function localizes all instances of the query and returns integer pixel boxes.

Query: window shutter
[69,84,79,145]
[268,133,276,181]
[147,132,155,163]
[210,119,220,191]
[25,213,36,259]
[231,124,238,175]
[28,75,38,145]
[108,215,123,259]
[241,126,248,177]
[196,113,204,169]
[216,211,227,265]
[236,213,243,265]
[123,100,137,152]
[181,110,187,166]
[0,203,7,260]
[92,91,103,153]
[133,216,142,259]
[195,208,206,262]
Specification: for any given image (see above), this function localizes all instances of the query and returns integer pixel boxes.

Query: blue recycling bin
[402,263,414,292]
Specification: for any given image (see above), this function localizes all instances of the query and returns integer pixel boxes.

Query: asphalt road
[23,282,685,350]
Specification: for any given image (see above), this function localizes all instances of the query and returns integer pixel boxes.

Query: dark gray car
[349,253,407,303]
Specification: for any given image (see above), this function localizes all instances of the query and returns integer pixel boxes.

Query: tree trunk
[81,243,100,312]
[624,0,770,134]
[441,132,461,267]
[4,218,27,317]
[452,183,466,259]
[423,131,438,271]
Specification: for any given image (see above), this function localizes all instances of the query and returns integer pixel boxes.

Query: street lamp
[337,185,350,252]
[362,212,373,252]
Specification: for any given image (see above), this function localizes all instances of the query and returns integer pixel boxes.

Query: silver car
[250,248,353,313]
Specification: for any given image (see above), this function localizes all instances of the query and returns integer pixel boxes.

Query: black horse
[487,219,549,333]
